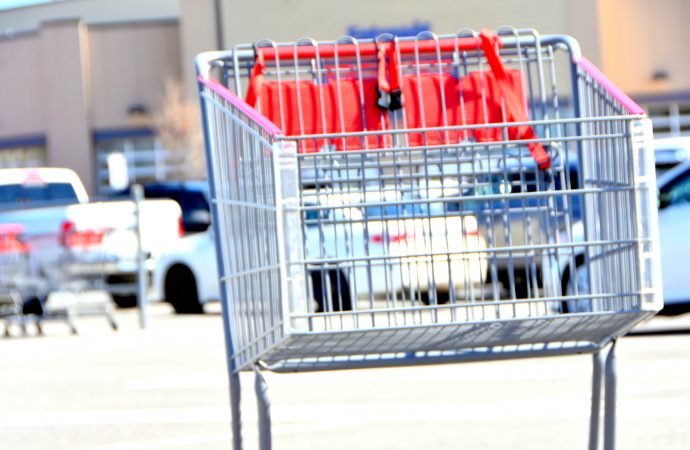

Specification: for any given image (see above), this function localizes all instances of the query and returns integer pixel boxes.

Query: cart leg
[254,365,272,450]
[229,370,243,450]
[67,308,78,335]
[603,341,617,450]
[588,350,604,450]
[105,303,118,331]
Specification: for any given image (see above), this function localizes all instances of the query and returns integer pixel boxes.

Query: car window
[139,186,211,232]
[175,191,210,214]
[659,167,690,209]
[304,206,330,224]
[0,183,79,209]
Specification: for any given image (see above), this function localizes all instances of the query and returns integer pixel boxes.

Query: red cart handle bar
[247,30,551,170]
[254,35,489,62]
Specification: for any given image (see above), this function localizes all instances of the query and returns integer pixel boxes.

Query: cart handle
[245,34,492,110]
[254,35,486,62]
[245,30,552,170]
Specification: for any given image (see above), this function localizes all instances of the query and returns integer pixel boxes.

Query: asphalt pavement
[1,302,689,450]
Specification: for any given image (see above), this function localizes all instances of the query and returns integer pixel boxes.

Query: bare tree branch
[153,79,206,180]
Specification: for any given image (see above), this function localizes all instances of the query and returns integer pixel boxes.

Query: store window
[0,146,47,168]
[94,130,186,194]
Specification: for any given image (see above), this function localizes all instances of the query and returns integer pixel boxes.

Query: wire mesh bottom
[253,310,653,372]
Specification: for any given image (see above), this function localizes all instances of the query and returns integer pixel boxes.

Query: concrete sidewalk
[1,304,689,450]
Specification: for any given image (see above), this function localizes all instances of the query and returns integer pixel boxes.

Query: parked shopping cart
[196,28,661,450]
[0,224,43,335]
[47,223,119,333]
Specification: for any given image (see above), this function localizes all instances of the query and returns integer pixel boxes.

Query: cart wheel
[311,269,352,312]
[165,264,204,314]
[22,297,44,316]
[112,295,138,309]
[560,258,590,313]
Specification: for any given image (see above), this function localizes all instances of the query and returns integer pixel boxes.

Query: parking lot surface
[1,304,689,450]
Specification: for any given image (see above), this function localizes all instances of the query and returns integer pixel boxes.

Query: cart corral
[196,28,662,450]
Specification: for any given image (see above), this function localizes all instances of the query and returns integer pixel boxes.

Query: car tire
[310,269,352,313]
[560,257,589,313]
[496,269,533,299]
[420,291,450,305]
[165,264,204,314]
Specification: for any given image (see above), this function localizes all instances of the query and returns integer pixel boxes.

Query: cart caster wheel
[112,295,138,309]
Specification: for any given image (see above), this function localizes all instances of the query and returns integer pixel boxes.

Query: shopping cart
[46,223,119,333]
[0,224,43,336]
[196,28,661,450]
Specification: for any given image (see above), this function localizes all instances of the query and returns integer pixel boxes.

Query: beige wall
[565,0,602,67]
[221,0,570,46]
[40,19,95,192]
[598,0,690,96]
[0,0,178,33]
[0,32,45,138]
[179,0,218,101]
[89,21,182,129]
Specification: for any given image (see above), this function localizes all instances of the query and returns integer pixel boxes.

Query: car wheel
[420,291,450,305]
[310,269,352,312]
[560,258,590,313]
[165,264,204,314]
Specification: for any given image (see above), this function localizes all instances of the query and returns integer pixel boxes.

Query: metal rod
[266,343,603,373]
[230,372,243,450]
[604,340,617,450]
[132,184,148,330]
[255,365,272,450]
[589,350,604,450]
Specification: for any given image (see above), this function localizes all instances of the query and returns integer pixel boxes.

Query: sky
[0,0,56,11]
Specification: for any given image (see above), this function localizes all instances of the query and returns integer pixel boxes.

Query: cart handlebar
[254,35,495,61]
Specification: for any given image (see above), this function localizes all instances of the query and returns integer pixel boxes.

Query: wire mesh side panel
[574,60,662,315]
[200,81,289,371]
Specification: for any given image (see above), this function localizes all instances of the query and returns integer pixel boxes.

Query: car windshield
[453,165,582,219]
[0,183,79,209]
[659,165,690,209]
